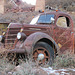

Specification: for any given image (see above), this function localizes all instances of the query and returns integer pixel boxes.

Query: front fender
[23,32,59,54]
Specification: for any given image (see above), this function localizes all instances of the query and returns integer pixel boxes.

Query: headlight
[0,35,3,42]
[17,32,21,40]
[17,32,26,40]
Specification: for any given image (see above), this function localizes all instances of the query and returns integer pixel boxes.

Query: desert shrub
[46,0,75,11]
[0,45,75,74]
[0,58,15,74]
[67,6,75,11]
[12,59,36,75]
[53,52,75,69]
[0,47,37,75]
[0,58,36,75]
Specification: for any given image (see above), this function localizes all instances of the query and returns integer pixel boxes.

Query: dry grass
[0,58,15,74]
[0,46,36,75]
[0,54,37,75]
[52,51,75,69]
[0,47,75,75]
[11,59,36,75]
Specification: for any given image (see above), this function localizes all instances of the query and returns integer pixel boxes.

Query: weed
[53,51,75,69]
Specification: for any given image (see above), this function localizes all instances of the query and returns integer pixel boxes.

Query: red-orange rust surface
[5,11,75,54]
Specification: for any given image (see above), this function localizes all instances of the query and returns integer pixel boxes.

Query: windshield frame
[30,15,40,25]
[30,14,55,25]
[37,14,55,24]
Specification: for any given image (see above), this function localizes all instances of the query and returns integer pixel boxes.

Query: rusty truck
[0,10,75,64]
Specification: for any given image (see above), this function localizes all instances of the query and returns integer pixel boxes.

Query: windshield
[30,15,39,25]
[37,14,55,24]
[30,14,55,25]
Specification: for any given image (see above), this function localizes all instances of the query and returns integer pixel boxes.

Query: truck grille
[5,28,21,48]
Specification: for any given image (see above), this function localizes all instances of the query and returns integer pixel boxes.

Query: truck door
[53,15,74,53]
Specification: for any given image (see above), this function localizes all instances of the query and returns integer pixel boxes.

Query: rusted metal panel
[23,32,59,54]
[53,27,73,52]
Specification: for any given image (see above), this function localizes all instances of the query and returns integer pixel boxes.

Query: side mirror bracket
[51,17,55,24]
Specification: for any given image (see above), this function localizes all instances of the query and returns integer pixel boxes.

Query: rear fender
[23,32,59,54]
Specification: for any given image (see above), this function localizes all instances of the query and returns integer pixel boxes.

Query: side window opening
[56,16,70,28]
[66,17,70,27]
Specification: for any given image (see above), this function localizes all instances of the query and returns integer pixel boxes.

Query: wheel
[33,42,54,65]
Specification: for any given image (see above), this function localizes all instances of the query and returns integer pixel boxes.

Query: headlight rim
[0,35,3,42]
[17,32,21,40]
[17,32,26,40]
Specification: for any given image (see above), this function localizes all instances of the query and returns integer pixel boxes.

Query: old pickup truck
[0,11,75,64]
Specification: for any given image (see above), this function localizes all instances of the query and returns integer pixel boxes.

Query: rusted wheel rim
[33,47,50,64]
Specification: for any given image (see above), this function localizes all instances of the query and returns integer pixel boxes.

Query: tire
[33,42,54,65]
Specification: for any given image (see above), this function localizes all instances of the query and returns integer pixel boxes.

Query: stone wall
[0,0,5,14]
[35,0,45,11]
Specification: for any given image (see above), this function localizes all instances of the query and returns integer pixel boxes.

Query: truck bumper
[7,49,26,53]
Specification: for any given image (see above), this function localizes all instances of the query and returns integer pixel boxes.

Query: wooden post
[0,0,5,14]
[35,0,45,11]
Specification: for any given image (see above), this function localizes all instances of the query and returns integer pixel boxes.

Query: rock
[35,68,48,75]
[8,72,13,75]
[0,72,5,75]
[13,65,23,71]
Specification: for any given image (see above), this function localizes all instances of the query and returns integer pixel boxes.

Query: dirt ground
[0,63,75,75]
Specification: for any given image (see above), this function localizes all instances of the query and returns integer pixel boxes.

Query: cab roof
[40,11,70,16]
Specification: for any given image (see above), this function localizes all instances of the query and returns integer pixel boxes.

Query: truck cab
[0,11,74,64]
